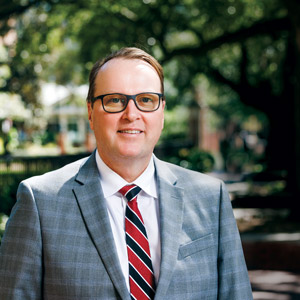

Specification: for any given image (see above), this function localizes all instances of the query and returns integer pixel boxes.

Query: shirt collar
[95,151,157,199]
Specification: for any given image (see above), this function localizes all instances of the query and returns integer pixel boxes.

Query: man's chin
[117,149,151,161]
[119,151,144,159]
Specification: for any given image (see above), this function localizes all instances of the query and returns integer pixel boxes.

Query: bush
[0,213,8,244]
[165,147,215,173]
[0,173,37,216]
[0,153,90,216]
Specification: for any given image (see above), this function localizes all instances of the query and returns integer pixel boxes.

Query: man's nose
[122,98,140,120]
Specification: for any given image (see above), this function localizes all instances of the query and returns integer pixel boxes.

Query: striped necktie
[119,184,156,300]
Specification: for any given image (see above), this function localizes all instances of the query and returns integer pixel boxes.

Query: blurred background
[0,0,300,298]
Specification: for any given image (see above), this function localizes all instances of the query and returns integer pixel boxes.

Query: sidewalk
[241,233,300,299]
[241,232,300,271]
[249,270,300,300]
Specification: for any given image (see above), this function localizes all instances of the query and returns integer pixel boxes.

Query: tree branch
[162,17,291,63]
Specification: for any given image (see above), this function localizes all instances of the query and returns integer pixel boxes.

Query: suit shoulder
[158,159,223,187]
[22,156,89,192]
[155,158,228,209]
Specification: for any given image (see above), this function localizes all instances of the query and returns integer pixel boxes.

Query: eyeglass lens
[103,93,160,112]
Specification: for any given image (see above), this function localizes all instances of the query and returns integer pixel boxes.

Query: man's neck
[97,151,152,182]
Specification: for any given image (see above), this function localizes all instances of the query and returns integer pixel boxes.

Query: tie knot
[119,184,141,202]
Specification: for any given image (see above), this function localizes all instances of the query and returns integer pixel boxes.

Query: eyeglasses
[91,92,165,113]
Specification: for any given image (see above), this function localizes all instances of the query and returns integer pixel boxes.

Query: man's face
[87,58,165,167]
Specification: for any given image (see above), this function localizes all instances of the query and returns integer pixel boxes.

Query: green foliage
[0,153,96,218]
[160,105,189,141]
[0,172,31,215]
[0,0,289,109]
[0,213,8,244]
[166,147,215,173]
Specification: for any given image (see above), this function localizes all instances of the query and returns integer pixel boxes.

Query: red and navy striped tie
[119,184,156,300]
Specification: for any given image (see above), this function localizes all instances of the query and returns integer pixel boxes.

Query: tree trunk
[285,0,300,218]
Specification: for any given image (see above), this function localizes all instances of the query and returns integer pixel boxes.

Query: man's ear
[87,102,94,130]
[161,100,166,129]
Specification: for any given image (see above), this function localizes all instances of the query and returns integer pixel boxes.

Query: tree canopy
[0,0,290,104]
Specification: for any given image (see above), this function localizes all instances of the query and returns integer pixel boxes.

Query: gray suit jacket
[0,152,253,299]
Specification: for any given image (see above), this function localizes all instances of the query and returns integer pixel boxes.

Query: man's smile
[118,130,143,134]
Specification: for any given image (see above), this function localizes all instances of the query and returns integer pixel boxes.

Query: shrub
[165,147,215,173]
[0,213,8,244]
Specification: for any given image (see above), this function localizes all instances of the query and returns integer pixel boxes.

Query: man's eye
[141,97,153,103]
[111,98,121,103]
[106,97,125,105]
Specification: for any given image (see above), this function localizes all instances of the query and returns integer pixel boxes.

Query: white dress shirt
[95,151,161,289]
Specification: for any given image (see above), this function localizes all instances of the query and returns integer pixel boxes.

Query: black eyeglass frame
[91,92,165,113]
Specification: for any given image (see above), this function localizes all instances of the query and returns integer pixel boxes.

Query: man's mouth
[118,130,142,134]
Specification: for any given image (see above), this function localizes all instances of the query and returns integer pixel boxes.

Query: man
[0,47,253,299]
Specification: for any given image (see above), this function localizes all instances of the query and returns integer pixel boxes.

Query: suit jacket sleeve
[217,181,253,299]
[0,181,43,299]
[152,158,252,299]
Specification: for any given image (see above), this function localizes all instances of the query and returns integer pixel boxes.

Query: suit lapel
[153,158,184,298]
[73,152,130,300]
[72,153,185,299]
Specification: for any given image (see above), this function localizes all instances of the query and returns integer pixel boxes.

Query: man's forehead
[94,57,162,94]
[99,58,156,74]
